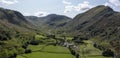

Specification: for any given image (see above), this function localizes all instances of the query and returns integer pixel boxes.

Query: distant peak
[96,5,107,7]
[83,5,114,15]
[94,5,113,11]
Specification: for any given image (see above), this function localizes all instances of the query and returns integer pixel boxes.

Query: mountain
[65,5,116,34]
[0,7,36,33]
[43,14,71,27]
[26,14,72,32]
[0,7,36,44]
[0,7,39,41]
[0,8,37,58]
[65,5,120,57]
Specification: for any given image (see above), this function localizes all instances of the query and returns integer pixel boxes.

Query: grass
[66,37,73,40]
[41,45,70,53]
[35,35,46,40]
[17,52,75,58]
[17,35,112,58]
[79,40,112,58]
[17,44,75,58]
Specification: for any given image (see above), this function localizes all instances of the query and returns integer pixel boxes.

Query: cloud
[62,0,71,5]
[63,1,93,13]
[74,1,92,11]
[64,5,74,13]
[24,11,49,17]
[0,0,18,5]
[104,2,113,7]
[109,0,120,6]
[104,2,110,6]
[105,0,120,6]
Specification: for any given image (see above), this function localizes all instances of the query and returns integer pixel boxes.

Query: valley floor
[17,40,111,58]
[17,45,75,58]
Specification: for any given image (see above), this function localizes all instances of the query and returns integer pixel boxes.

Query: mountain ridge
[26,14,72,32]
[64,5,115,33]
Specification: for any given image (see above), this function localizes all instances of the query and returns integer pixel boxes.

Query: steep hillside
[0,8,37,58]
[67,5,120,38]
[0,7,35,32]
[65,5,114,32]
[65,5,120,57]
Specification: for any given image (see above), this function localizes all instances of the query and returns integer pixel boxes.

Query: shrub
[30,40,39,45]
[25,49,32,54]
[102,49,114,57]
[22,43,28,49]
[10,53,17,58]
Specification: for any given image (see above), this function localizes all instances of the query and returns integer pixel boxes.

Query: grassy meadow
[17,44,75,58]
[16,35,112,58]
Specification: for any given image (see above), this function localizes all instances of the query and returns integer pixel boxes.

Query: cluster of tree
[68,35,88,58]
[89,27,120,58]
[0,30,13,41]
[110,39,120,58]
[93,43,114,57]
[0,42,25,58]
[72,35,88,44]
[68,46,80,58]
[0,29,36,58]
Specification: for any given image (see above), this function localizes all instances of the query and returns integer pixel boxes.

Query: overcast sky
[0,0,120,18]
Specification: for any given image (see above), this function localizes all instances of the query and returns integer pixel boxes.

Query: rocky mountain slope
[65,5,120,57]
[65,5,120,36]
[0,7,35,32]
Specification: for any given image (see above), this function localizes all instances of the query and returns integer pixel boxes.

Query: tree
[102,49,114,57]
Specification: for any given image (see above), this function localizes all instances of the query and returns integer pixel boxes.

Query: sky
[0,0,120,18]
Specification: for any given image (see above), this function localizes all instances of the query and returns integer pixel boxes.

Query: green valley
[0,4,119,58]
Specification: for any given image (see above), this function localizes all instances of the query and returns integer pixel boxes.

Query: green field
[17,45,75,58]
[79,40,112,58]
[17,35,112,58]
